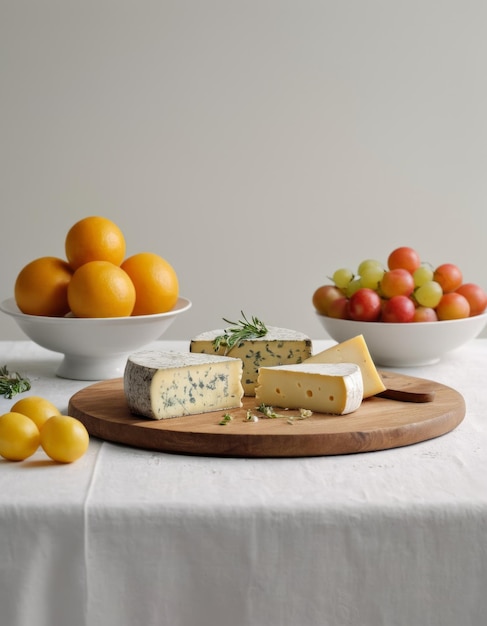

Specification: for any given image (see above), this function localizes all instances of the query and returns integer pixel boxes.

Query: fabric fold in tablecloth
[0,440,104,626]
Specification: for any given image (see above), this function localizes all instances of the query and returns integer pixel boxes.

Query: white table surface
[1,339,487,626]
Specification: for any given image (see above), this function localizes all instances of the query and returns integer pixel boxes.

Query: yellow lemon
[40,415,89,463]
[0,412,40,461]
[11,396,61,430]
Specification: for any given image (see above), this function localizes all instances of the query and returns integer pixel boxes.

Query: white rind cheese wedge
[255,362,363,415]
[190,326,312,396]
[303,334,386,398]
[124,351,244,420]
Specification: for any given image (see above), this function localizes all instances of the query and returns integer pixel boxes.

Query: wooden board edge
[68,386,466,458]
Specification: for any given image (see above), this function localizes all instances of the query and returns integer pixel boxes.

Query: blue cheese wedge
[124,350,244,420]
[190,326,312,396]
[255,362,363,415]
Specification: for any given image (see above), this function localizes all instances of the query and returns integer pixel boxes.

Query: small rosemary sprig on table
[212,312,268,354]
[218,413,233,426]
[0,365,31,399]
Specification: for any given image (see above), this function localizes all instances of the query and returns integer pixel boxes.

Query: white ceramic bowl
[0,297,192,380]
[316,312,487,367]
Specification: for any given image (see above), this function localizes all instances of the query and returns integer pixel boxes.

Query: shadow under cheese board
[67,370,465,458]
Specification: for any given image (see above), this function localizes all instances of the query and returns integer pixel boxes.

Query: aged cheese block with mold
[304,334,386,398]
[255,362,363,415]
[190,326,312,396]
[124,350,244,420]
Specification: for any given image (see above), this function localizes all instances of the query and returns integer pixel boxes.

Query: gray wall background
[2,1,486,342]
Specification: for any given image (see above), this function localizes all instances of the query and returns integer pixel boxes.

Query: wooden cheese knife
[375,371,436,403]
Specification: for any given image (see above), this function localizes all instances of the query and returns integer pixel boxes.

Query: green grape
[345,277,363,298]
[332,268,354,289]
[413,264,434,288]
[357,259,383,276]
[360,266,385,290]
[414,280,443,308]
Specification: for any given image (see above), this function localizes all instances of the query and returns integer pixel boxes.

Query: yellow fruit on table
[40,415,89,463]
[11,396,61,430]
[121,252,179,315]
[67,260,136,318]
[65,215,126,270]
[0,412,40,461]
[14,256,73,317]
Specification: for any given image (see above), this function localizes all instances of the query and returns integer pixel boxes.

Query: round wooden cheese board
[67,370,466,457]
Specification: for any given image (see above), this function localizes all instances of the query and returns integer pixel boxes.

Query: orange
[65,216,126,270]
[67,260,136,318]
[121,252,179,315]
[14,256,73,316]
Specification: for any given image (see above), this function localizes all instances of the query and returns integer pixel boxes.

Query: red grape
[455,283,487,316]
[413,306,438,322]
[433,263,463,293]
[387,246,421,274]
[312,285,343,315]
[327,297,351,319]
[436,292,470,320]
[382,295,416,323]
[380,269,415,298]
[348,288,381,322]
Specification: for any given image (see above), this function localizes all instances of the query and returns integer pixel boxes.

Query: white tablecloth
[1,339,487,626]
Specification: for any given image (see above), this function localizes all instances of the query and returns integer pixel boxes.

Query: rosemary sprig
[0,365,31,399]
[218,413,233,426]
[212,312,268,354]
[257,403,282,418]
[258,403,313,422]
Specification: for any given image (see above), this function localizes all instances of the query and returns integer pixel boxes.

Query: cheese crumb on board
[190,326,312,396]
[303,334,386,398]
[255,362,363,415]
[124,351,244,420]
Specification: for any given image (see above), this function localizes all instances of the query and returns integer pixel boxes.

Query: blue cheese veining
[124,351,244,420]
[190,326,312,396]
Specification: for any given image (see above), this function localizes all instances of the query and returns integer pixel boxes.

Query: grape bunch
[313,246,487,323]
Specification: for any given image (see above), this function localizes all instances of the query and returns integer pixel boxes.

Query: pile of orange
[14,216,179,318]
